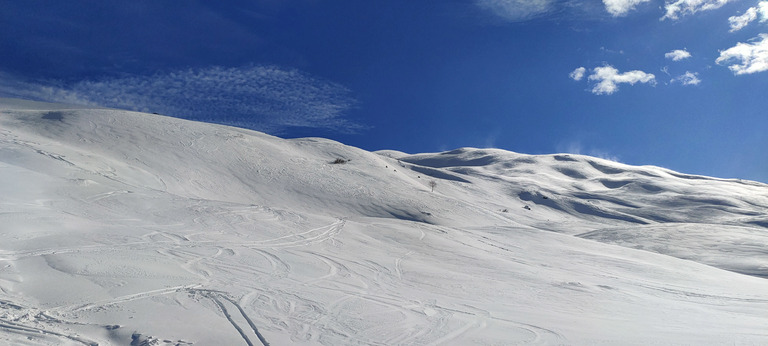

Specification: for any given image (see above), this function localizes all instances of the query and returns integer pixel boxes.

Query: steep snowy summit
[1,98,767,345]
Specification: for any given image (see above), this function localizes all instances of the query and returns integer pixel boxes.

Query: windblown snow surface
[1,98,767,345]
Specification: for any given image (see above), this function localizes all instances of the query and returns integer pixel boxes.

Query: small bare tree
[428,180,437,192]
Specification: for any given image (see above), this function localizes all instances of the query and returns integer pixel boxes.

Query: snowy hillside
[1,98,767,345]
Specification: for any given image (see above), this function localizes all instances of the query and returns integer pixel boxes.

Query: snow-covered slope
[1,98,767,345]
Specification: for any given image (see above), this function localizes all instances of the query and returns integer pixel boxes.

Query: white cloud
[603,0,652,17]
[716,34,768,75]
[476,0,555,21]
[665,49,692,61]
[728,1,768,32]
[729,7,759,32]
[570,67,587,81]
[762,1,768,20]
[0,65,362,134]
[662,0,736,20]
[587,65,656,95]
[672,71,701,85]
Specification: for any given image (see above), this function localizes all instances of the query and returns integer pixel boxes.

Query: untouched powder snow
[1,97,767,345]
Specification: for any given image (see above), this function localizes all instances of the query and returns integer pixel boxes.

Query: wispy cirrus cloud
[662,0,737,20]
[572,65,656,95]
[475,0,555,22]
[603,0,652,17]
[671,71,701,85]
[0,65,362,134]
[665,49,692,61]
[716,34,768,75]
[728,1,768,32]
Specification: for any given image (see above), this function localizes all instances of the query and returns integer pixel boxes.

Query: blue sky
[1,1,766,183]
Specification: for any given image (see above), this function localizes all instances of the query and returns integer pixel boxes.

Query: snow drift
[1,98,767,345]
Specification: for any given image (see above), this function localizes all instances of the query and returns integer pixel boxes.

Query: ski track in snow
[0,318,99,346]
[0,217,348,345]
[1,99,768,344]
[191,288,270,346]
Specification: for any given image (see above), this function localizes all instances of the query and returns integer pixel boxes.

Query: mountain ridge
[1,97,767,345]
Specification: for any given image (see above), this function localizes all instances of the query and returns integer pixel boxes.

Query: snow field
[1,98,767,345]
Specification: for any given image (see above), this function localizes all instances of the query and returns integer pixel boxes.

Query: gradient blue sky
[1,1,766,182]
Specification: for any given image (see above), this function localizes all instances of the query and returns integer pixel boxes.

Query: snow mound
[1,98,768,345]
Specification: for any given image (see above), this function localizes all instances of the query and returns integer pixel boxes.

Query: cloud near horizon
[716,34,768,75]
[0,65,362,134]
[573,65,656,95]
[662,0,737,20]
